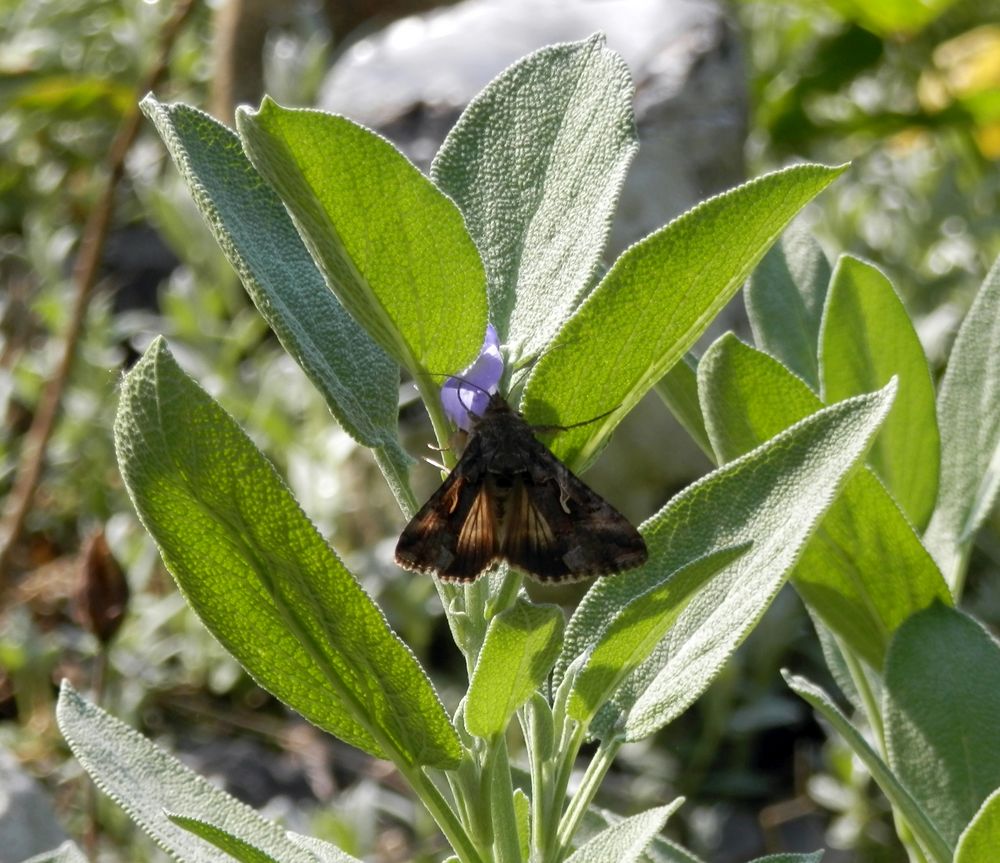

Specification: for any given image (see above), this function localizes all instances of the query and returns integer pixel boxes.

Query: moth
[395,392,648,582]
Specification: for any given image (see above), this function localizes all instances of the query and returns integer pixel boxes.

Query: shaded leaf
[746,222,831,389]
[785,672,951,863]
[884,604,1000,848]
[925,256,1000,589]
[821,255,939,528]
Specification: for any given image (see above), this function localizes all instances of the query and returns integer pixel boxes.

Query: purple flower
[440,324,503,431]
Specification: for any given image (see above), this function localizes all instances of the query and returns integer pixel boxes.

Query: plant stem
[841,643,885,749]
[402,763,486,863]
[485,735,523,863]
[554,737,621,858]
[540,722,587,862]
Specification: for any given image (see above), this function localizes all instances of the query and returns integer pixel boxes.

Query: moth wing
[501,443,648,582]
[394,440,501,582]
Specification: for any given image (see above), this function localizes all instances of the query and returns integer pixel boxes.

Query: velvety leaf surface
[114,339,461,769]
[56,683,324,863]
[925,256,1000,588]
[568,545,750,726]
[884,604,1000,848]
[566,802,681,863]
[168,816,284,863]
[285,835,365,863]
[956,788,1000,863]
[558,381,896,740]
[821,255,939,529]
[139,98,408,491]
[699,334,949,667]
[236,99,487,381]
[432,35,636,361]
[523,164,846,472]
[784,672,952,863]
[465,599,564,740]
[746,222,831,389]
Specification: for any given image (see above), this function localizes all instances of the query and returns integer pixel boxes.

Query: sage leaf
[956,788,1000,863]
[523,163,846,473]
[465,599,564,740]
[236,99,487,381]
[559,380,896,740]
[745,222,831,390]
[566,802,681,863]
[884,604,1000,848]
[785,672,952,863]
[925,255,1000,589]
[115,339,462,769]
[139,97,410,501]
[432,34,637,362]
[56,682,326,863]
[699,334,949,667]
[820,255,939,529]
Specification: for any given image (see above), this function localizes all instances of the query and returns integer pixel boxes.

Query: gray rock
[0,748,66,863]
[319,0,747,253]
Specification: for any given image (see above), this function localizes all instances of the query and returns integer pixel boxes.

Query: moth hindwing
[395,393,647,582]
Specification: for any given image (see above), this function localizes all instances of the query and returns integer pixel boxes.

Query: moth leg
[421,455,448,472]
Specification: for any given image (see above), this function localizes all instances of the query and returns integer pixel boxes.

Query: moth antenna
[532,404,619,434]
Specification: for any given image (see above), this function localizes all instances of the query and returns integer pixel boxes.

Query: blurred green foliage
[740,0,1000,330]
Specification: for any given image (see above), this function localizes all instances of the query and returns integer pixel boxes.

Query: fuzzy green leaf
[821,255,939,529]
[785,672,952,863]
[236,99,487,381]
[568,544,750,726]
[956,788,1000,863]
[114,339,462,769]
[56,682,328,863]
[432,34,636,361]
[523,163,846,472]
[884,604,1000,848]
[925,256,1000,589]
[139,97,409,498]
[566,802,681,863]
[559,380,896,740]
[466,600,564,740]
[168,816,284,863]
[745,222,831,390]
[699,334,949,667]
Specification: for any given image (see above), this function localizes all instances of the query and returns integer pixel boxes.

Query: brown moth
[395,392,648,582]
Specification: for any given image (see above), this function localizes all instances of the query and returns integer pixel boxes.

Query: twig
[0,0,199,593]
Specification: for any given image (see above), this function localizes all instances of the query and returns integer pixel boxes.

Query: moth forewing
[394,393,647,583]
